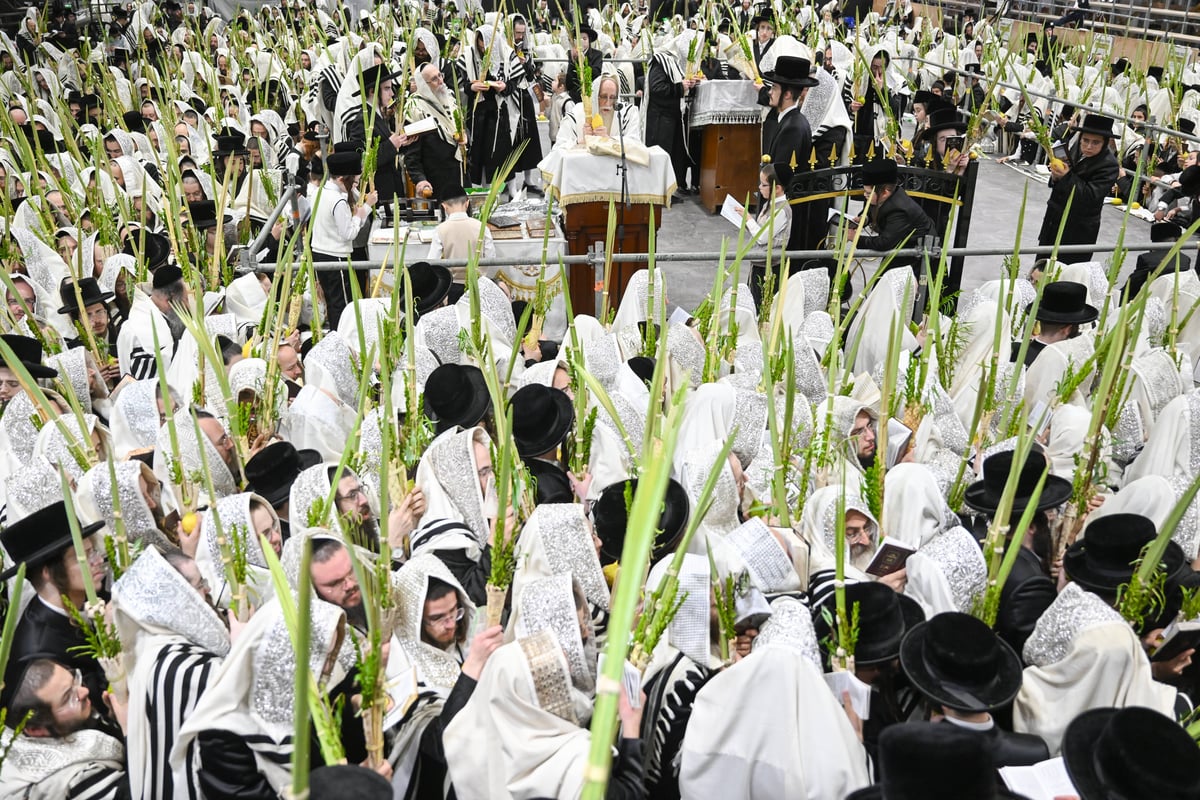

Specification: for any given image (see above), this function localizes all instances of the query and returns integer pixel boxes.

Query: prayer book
[1000,757,1078,800]
[864,536,916,578]
[720,195,760,236]
[597,654,642,709]
[824,669,871,720]
[885,418,913,468]
[1151,615,1200,662]
[402,116,439,137]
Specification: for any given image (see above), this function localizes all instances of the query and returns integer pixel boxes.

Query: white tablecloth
[689,80,765,127]
[537,146,676,207]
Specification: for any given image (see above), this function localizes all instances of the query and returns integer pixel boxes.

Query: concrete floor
[652,155,1160,312]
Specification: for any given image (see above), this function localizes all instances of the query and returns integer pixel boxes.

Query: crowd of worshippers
[1,1,1200,799]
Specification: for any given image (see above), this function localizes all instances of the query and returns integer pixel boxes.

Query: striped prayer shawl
[142,642,221,800]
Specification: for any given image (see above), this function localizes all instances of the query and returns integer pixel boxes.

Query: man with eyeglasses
[0,658,130,799]
[330,466,426,553]
[1,501,112,717]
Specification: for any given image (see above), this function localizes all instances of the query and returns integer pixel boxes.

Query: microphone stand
[615,101,630,263]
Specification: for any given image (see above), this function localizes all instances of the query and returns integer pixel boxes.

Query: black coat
[1123,250,1194,302]
[857,186,936,270]
[4,595,107,711]
[402,127,463,200]
[996,547,1057,659]
[644,59,686,153]
[762,107,813,173]
[1037,141,1120,258]
[565,47,605,104]
[1010,338,1047,368]
[344,105,401,203]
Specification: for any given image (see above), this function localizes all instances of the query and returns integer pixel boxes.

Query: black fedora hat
[749,8,774,28]
[1071,113,1116,139]
[510,384,573,458]
[188,200,230,231]
[1063,513,1186,595]
[526,458,573,505]
[592,478,690,566]
[1178,164,1200,197]
[57,277,114,316]
[963,449,1073,514]
[964,62,983,75]
[814,581,925,665]
[352,64,404,97]
[900,612,1023,713]
[1151,221,1183,243]
[406,261,452,315]
[1063,707,1200,800]
[244,441,323,508]
[1030,280,1099,325]
[423,363,491,433]
[924,105,968,135]
[861,157,899,186]
[0,500,105,581]
[212,129,249,157]
[1,334,57,380]
[310,764,393,800]
[152,265,184,291]
[326,150,363,177]
[1148,65,1165,81]
[761,55,819,88]
[912,89,940,107]
[846,721,1033,800]
[122,230,172,272]
[575,23,599,42]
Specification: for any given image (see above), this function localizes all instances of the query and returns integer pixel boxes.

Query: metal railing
[249,239,1187,273]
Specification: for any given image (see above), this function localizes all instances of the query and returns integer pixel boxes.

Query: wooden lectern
[538,146,677,317]
[690,81,765,214]
[563,202,665,317]
[698,124,764,213]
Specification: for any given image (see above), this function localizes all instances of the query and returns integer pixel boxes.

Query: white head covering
[1014,583,1176,755]
[905,526,987,617]
[679,610,870,799]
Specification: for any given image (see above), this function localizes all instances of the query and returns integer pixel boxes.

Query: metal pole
[249,240,1188,272]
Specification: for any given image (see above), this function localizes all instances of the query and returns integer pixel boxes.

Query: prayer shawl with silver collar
[0,728,126,800]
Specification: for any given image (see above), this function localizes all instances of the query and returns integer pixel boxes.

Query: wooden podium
[564,202,665,317]
[539,145,677,317]
[698,123,763,213]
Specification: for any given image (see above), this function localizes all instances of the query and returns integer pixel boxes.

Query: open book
[865,536,916,578]
[720,195,761,236]
[885,418,913,468]
[1151,615,1200,662]
[1000,757,1078,800]
[403,116,438,137]
[597,654,642,709]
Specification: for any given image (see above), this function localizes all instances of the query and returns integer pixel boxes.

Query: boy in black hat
[58,277,121,381]
[1037,112,1120,264]
[564,23,604,103]
[848,157,936,276]
[0,333,57,404]
[243,441,322,541]
[309,145,377,327]
[428,186,494,285]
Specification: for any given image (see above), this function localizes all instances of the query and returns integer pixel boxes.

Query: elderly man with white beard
[403,62,466,202]
[554,73,642,150]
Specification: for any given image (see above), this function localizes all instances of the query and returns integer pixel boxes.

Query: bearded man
[403,62,465,201]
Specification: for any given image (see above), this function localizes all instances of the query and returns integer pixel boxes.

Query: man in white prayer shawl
[0,657,129,800]
[554,73,643,150]
[115,265,199,394]
[680,597,870,799]
[111,548,231,799]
